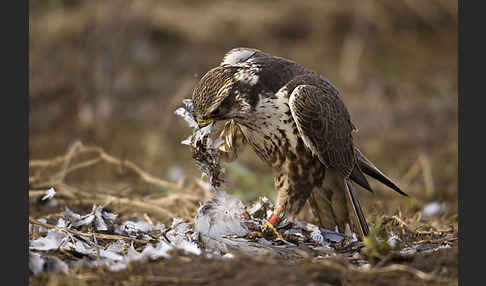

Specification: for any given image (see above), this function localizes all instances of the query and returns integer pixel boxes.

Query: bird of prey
[191,47,407,239]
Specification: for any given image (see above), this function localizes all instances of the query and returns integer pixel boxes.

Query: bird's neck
[236,91,300,169]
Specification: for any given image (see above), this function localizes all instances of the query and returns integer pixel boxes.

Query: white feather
[221,48,257,65]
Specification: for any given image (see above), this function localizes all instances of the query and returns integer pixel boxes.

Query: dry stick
[29,141,84,186]
[63,157,102,176]
[143,213,154,225]
[84,144,179,189]
[92,232,104,274]
[387,215,415,233]
[412,237,458,245]
[58,141,84,182]
[56,190,176,221]
[29,140,85,168]
[40,182,79,200]
[89,193,175,219]
[30,141,179,190]
[29,183,78,201]
[30,153,77,168]
[29,142,180,218]
[28,190,48,199]
[144,192,203,205]
[415,223,453,234]
[29,217,149,244]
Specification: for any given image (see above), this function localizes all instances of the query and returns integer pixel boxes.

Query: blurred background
[29,0,457,219]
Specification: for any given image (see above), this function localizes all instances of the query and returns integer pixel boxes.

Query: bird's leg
[263,209,284,240]
[264,174,313,240]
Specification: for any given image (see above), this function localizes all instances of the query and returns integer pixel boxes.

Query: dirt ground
[32,246,458,286]
[29,0,458,285]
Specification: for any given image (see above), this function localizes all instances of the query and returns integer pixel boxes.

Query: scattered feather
[30,189,451,275]
[174,107,198,128]
[29,252,45,275]
[41,187,56,201]
[30,229,68,251]
[422,201,447,217]
[222,253,234,259]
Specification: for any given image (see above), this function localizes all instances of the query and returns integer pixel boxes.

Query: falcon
[191,47,407,239]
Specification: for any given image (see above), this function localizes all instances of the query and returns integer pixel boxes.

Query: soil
[30,246,458,286]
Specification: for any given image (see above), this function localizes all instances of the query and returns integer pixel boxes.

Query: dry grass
[29,141,211,223]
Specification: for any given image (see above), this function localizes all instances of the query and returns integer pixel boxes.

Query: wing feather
[288,76,356,177]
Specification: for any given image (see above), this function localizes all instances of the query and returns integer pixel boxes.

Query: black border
[460,0,483,285]
[4,0,28,284]
[457,0,463,284]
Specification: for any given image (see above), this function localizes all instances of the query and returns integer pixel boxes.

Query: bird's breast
[236,92,318,178]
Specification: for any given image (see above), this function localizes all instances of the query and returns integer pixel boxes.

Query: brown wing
[289,79,356,177]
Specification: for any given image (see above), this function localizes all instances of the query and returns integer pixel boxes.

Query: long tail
[345,179,369,237]
[309,168,370,240]
[350,147,408,197]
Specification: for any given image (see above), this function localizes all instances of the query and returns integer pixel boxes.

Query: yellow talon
[264,220,284,240]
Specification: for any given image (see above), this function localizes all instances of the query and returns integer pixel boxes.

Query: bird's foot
[263,221,284,240]
[263,211,284,240]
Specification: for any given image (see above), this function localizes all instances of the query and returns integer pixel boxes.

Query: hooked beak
[197,117,214,127]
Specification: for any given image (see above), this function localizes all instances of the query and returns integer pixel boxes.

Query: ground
[29,0,458,285]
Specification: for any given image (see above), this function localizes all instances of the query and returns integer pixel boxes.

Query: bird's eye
[211,105,224,117]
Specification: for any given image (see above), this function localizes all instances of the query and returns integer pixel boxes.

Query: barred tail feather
[345,180,369,237]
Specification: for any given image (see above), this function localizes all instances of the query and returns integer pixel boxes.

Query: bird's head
[192,65,260,127]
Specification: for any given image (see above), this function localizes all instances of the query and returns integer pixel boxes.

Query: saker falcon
[191,47,407,239]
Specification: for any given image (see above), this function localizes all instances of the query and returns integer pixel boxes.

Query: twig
[29,190,48,199]
[30,141,179,190]
[412,237,458,245]
[143,213,154,225]
[63,157,102,176]
[32,179,176,221]
[29,217,149,244]
[87,194,175,220]
[58,141,84,182]
[30,183,79,201]
[93,232,104,274]
[385,215,415,233]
